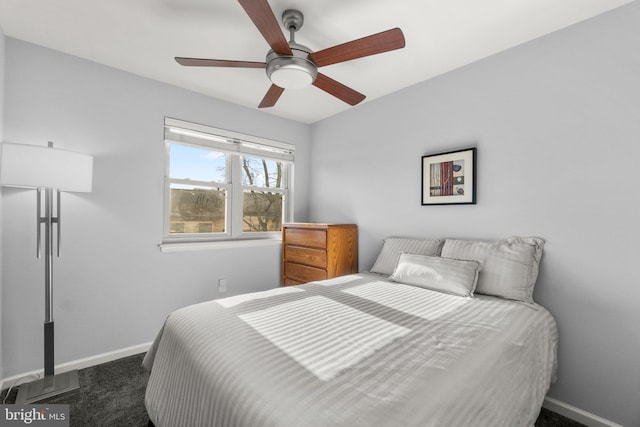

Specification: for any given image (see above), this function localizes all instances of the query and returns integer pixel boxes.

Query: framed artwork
[421,147,476,205]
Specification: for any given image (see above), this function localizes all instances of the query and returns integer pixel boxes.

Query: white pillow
[440,236,545,303]
[370,237,444,275]
[389,254,480,297]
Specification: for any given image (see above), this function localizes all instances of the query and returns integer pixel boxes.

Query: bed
[143,236,558,427]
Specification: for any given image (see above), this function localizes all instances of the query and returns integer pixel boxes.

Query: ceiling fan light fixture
[266,42,317,90]
[271,68,311,89]
[267,58,317,89]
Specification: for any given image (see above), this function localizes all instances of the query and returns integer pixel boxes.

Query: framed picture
[421,147,476,205]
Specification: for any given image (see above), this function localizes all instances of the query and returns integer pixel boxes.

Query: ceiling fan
[175,0,406,109]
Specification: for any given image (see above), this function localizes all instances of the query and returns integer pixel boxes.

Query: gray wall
[1,38,311,378]
[310,3,639,426]
[0,23,5,380]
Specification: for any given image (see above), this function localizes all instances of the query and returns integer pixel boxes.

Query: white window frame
[162,117,294,245]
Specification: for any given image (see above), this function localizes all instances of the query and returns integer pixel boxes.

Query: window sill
[159,239,282,253]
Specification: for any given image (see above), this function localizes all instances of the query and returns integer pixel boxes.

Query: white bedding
[144,273,558,427]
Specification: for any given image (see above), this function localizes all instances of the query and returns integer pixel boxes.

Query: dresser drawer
[284,228,327,249]
[283,277,304,286]
[285,262,327,283]
[285,245,327,269]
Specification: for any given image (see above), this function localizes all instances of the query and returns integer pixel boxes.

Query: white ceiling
[0,0,632,124]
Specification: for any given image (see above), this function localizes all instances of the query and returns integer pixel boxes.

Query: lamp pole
[43,185,56,379]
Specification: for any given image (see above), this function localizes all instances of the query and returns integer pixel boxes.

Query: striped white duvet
[143,273,558,427]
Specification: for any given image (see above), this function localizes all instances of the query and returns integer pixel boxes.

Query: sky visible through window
[170,144,225,183]
[170,144,280,188]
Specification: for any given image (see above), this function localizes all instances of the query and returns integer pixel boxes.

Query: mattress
[143,273,558,427]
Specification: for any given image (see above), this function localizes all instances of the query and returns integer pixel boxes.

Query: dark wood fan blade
[238,0,292,56]
[312,73,365,106]
[310,28,405,67]
[175,57,266,68]
[258,84,285,108]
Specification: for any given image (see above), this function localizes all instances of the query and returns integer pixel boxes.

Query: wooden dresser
[282,223,358,286]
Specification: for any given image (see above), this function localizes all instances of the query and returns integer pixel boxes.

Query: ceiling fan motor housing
[266,42,318,89]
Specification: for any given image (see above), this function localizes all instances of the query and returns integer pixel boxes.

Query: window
[163,118,294,243]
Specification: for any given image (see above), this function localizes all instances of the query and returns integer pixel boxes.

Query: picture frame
[421,147,476,205]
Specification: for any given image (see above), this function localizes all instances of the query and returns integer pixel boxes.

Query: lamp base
[15,370,80,404]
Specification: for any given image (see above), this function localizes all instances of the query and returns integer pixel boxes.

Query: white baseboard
[543,397,624,427]
[0,342,152,391]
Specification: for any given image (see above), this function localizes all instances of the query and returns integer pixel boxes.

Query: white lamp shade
[0,143,93,192]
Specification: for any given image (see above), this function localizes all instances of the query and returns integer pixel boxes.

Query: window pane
[170,143,226,183]
[241,156,284,188]
[170,184,226,234]
[242,190,283,232]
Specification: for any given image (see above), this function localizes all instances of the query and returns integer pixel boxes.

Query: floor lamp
[0,141,93,403]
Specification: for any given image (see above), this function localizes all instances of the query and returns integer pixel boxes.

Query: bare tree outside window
[169,186,226,233]
[242,156,284,232]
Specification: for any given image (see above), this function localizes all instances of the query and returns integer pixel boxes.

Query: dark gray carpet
[2,354,149,427]
[2,353,584,427]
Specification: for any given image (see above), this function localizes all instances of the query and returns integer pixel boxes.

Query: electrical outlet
[218,278,228,293]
